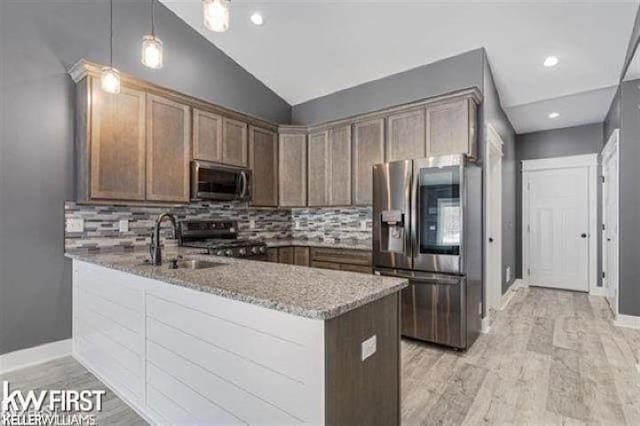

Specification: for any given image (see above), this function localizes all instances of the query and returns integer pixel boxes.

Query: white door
[602,136,619,315]
[486,142,502,311]
[527,167,590,291]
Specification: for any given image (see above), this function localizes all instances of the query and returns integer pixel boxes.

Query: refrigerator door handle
[410,162,419,263]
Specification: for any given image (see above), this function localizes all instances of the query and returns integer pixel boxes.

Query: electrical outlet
[361,335,377,361]
[506,266,511,283]
[119,220,129,233]
[66,218,84,233]
[249,219,256,229]
[360,220,368,230]
[295,221,301,230]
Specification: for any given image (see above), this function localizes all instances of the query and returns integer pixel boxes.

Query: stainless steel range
[177,220,267,260]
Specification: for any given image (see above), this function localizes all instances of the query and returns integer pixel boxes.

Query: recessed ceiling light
[548,112,560,119]
[544,56,559,67]
[250,12,263,26]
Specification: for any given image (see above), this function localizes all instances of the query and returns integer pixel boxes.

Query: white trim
[481,317,491,334]
[0,339,71,374]
[522,156,598,293]
[615,314,640,330]
[521,153,598,171]
[486,123,504,155]
[481,278,525,335]
[589,286,606,297]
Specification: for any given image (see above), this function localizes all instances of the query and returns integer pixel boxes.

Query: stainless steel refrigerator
[373,154,483,349]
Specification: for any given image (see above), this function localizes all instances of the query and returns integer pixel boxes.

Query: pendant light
[203,0,230,33]
[101,0,121,94]
[141,0,163,69]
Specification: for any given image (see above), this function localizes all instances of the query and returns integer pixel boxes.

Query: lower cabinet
[269,246,372,274]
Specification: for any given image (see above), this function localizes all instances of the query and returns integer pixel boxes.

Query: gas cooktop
[177,220,267,259]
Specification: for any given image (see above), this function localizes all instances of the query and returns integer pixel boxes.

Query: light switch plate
[66,218,84,233]
[295,221,300,230]
[119,220,129,233]
[360,220,368,230]
[249,219,256,229]
[361,335,377,361]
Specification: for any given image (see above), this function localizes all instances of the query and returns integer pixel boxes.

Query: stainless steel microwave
[191,160,251,201]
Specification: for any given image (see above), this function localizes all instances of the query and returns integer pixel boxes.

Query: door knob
[581,233,587,238]
[488,237,494,243]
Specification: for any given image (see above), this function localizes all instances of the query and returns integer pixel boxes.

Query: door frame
[484,124,504,316]
[522,154,598,293]
[601,129,620,317]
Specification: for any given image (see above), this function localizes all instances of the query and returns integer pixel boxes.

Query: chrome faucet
[150,213,178,265]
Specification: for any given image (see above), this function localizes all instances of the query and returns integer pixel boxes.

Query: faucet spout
[150,213,178,266]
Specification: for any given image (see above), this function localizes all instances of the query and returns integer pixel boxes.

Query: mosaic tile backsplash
[65,201,372,253]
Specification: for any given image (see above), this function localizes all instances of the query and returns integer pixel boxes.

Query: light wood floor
[2,287,639,425]
[402,286,640,425]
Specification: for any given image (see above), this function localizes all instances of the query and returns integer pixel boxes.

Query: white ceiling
[161,0,638,133]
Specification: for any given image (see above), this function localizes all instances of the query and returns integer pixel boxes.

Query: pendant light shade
[142,0,163,69]
[203,0,230,32]
[101,0,121,94]
[101,67,121,94]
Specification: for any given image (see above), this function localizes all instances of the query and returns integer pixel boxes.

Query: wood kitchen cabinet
[249,126,278,207]
[85,79,147,201]
[307,125,352,207]
[426,99,477,159]
[146,94,191,203]
[277,247,295,264]
[352,118,385,205]
[192,108,223,163]
[328,125,352,206]
[307,130,330,206]
[278,130,307,207]
[222,118,248,167]
[294,247,310,266]
[385,108,425,162]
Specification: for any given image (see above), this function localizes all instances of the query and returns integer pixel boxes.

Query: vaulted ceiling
[161,0,638,133]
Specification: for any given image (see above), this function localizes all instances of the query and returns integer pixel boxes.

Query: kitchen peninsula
[66,249,407,425]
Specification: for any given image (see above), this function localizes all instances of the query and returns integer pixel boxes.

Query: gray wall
[0,0,290,355]
[291,49,484,125]
[618,80,640,316]
[481,53,517,294]
[514,123,604,280]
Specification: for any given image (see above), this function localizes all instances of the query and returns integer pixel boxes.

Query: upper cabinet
[193,108,223,163]
[87,79,147,201]
[279,130,307,207]
[352,118,385,205]
[222,118,248,167]
[426,99,477,159]
[385,109,425,162]
[328,125,352,206]
[146,94,191,203]
[307,130,330,206]
[249,126,278,207]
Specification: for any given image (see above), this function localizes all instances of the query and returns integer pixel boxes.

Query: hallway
[402,286,640,425]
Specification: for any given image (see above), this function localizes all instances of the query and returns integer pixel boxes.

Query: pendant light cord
[151,0,155,37]
[109,0,113,67]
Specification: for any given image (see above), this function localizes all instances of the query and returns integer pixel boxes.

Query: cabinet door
[352,119,384,205]
[146,94,191,203]
[90,81,146,200]
[266,248,279,262]
[307,131,330,206]
[249,126,278,207]
[426,100,472,157]
[193,108,222,162]
[385,109,425,162]
[329,125,352,206]
[222,118,248,167]
[294,247,310,266]
[278,247,295,264]
[278,133,307,207]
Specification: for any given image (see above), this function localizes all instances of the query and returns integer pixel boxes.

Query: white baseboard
[0,339,71,374]
[615,314,640,330]
[481,317,491,334]
[590,286,606,297]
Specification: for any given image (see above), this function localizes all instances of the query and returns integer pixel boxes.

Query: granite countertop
[265,239,372,251]
[65,248,406,321]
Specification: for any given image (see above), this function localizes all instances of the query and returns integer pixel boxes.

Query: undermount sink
[168,259,225,270]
